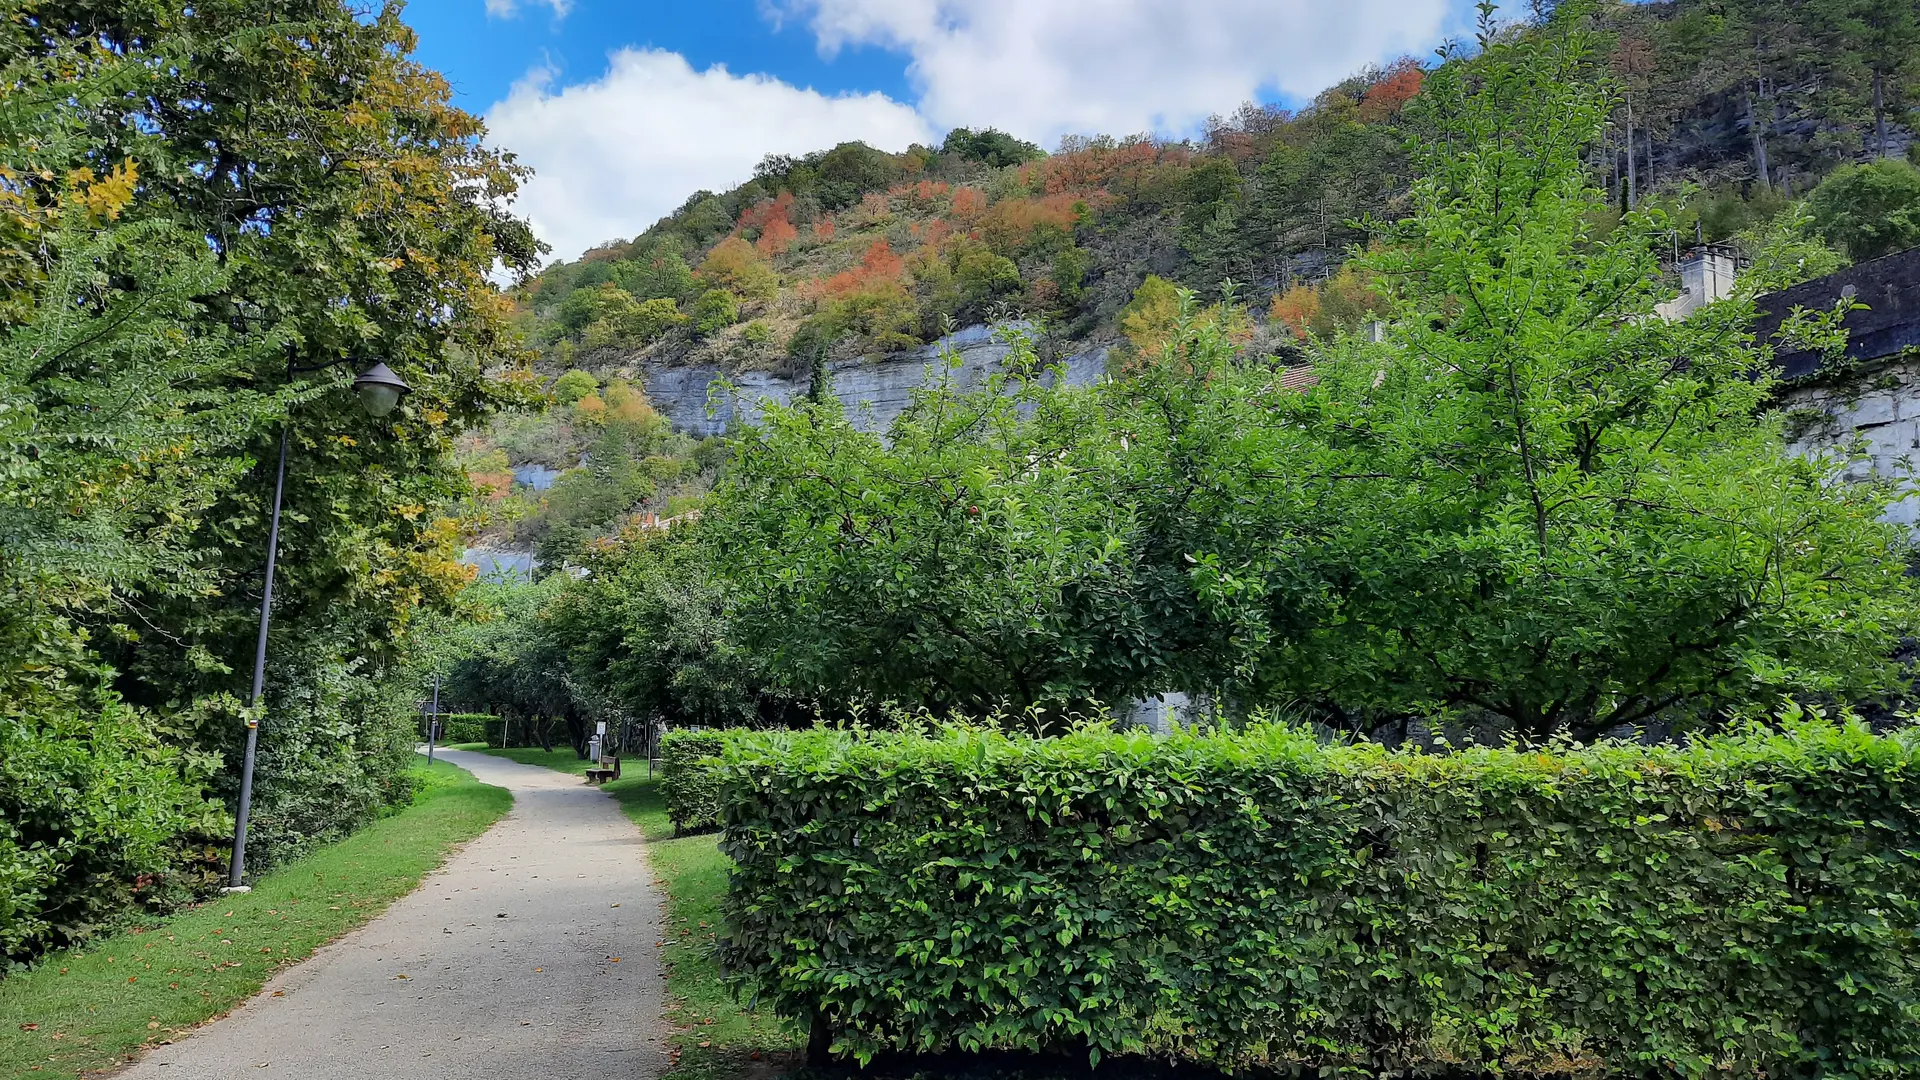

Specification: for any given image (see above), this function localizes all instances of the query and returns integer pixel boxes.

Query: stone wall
[1780,361,1920,529]
[639,324,1111,437]
[1755,248,1920,528]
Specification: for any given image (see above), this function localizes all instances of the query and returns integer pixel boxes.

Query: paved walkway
[120,749,669,1080]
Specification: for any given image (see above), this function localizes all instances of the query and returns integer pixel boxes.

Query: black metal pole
[228,424,290,891]
[426,673,440,763]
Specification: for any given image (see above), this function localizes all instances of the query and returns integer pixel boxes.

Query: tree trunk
[1746,88,1771,192]
[1875,69,1889,159]
[1625,95,1637,209]
[806,1013,833,1067]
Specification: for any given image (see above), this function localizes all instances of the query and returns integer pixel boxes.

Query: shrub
[700,237,780,301]
[2,679,226,966]
[659,730,730,833]
[552,369,598,404]
[692,288,740,336]
[439,713,491,744]
[719,717,1920,1075]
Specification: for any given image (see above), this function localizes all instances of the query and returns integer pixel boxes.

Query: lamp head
[351,363,411,418]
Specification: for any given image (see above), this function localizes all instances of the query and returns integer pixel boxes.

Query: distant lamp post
[225,305,412,892]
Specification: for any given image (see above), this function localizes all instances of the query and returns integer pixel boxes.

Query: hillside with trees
[463,0,1920,577]
[507,0,1920,382]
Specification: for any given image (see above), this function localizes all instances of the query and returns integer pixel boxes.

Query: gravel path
[118,749,669,1080]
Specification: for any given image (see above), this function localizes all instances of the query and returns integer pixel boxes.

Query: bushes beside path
[717,717,1920,1077]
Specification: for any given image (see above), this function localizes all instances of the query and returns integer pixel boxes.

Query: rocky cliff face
[640,324,1111,437]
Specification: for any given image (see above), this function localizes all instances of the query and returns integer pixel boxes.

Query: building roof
[1756,247,1920,379]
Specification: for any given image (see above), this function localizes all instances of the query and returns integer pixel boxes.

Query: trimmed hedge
[438,713,490,745]
[718,719,1920,1077]
[660,730,731,833]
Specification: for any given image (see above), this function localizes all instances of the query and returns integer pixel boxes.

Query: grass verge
[0,757,510,1080]
[477,748,796,1080]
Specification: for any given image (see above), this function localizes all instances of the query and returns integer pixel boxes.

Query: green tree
[1807,159,1920,261]
[1182,4,1916,741]
[709,331,1165,718]
[544,526,798,729]
[691,288,741,336]
[552,369,599,403]
[12,0,543,886]
[1811,0,1920,160]
[941,127,1045,167]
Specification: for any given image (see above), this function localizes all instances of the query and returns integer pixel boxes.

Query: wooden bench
[584,756,621,785]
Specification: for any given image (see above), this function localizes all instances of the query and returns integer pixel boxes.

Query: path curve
[119,749,669,1080]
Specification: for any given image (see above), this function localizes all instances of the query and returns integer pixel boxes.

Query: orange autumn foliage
[1359,57,1424,122]
[1029,140,1174,195]
[949,186,987,219]
[1269,285,1321,340]
[737,190,793,231]
[811,240,905,300]
[813,218,836,240]
[757,215,798,255]
[978,194,1082,254]
[738,191,798,254]
[469,471,513,501]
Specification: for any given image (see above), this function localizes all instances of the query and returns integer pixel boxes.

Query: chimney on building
[1657,242,1743,321]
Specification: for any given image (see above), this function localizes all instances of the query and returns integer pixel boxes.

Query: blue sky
[405,0,915,114]
[403,0,1485,264]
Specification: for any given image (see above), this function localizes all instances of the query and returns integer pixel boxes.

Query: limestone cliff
[638,324,1110,437]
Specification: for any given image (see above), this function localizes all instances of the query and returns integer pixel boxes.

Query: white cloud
[486,50,933,264]
[778,0,1458,144]
[485,0,570,21]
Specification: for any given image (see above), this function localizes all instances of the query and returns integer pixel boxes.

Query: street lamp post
[224,347,412,892]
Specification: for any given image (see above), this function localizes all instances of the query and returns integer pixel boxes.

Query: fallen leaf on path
[271,991,284,997]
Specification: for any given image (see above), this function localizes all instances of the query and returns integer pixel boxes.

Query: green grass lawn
[476,747,796,1080]
[0,758,511,1080]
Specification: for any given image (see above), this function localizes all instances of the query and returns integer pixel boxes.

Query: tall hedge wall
[717,720,1920,1077]
[660,730,731,833]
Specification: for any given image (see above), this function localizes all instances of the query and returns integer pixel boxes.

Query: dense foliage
[719,713,1920,1076]
[2,0,535,964]
[1173,12,1916,740]
[506,0,1920,381]
[1807,158,1920,261]
[658,730,731,833]
[443,4,1915,750]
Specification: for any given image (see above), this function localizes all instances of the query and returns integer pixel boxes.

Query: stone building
[1755,247,1920,528]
